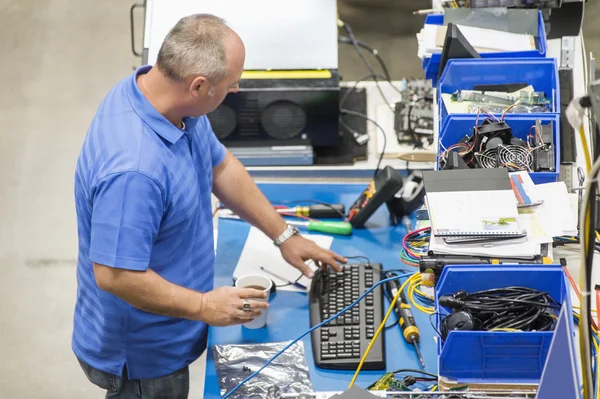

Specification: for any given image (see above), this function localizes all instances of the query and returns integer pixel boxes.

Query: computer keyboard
[309,263,386,370]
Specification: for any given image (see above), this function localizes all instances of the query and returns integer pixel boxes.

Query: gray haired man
[73,14,346,398]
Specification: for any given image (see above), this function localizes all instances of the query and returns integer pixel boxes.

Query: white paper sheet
[233,226,334,293]
[436,24,536,53]
[536,182,578,236]
[418,23,535,60]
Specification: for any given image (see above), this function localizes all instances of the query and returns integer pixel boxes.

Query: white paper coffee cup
[235,274,272,329]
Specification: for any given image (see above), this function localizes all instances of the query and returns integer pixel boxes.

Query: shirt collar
[126,65,197,144]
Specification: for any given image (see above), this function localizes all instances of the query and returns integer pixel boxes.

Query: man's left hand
[279,235,347,278]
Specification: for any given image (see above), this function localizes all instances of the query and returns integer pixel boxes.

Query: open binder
[423,169,526,239]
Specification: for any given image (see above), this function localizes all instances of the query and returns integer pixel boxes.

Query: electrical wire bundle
[407,273,435,315]
[437,287,559,341]
[401,227,431,267]
[573,307,600,399]
[398,227,434,315]
[579,148,600,399]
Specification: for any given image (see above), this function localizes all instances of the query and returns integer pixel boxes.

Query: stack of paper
[417,23,536,60]
[428,233,541,258]
[424,171,577,260]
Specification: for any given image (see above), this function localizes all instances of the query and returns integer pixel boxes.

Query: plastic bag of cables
[213,340,313,398]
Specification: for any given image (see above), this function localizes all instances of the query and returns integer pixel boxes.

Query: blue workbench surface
[204,182,437,398]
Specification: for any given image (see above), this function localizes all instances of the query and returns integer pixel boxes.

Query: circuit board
[393,79,434,149]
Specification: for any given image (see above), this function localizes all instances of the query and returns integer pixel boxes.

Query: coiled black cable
[439,287,559,340]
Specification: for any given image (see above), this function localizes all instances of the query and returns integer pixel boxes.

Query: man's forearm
[93,263,204,321]
[213,151,287,240]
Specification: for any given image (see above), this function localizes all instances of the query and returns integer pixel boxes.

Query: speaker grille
[260,100,306,140]
[207,104,236,139]
[238,98,260,137]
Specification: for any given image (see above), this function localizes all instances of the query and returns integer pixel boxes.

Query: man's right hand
[198,286,269,326]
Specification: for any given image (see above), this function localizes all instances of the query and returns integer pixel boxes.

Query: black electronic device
[534,120,555,171]
[347,166,404,228]
[207,74,340,150]
[309,264,385,370]
[437,23,481,80]
[419,254,546,285]
[393,79,434,148]
[387,171,426,224]
[559,68,576,164]
[443,151,469,170]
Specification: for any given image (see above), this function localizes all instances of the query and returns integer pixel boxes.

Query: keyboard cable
[348,273,414,388]
[221,272,415,399]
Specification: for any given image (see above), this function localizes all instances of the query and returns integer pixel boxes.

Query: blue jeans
[78,359,189,399]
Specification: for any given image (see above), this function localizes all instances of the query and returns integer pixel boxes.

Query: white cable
[581,35,589,89]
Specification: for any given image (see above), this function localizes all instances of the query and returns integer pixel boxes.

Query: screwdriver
[218,213,353,236]
[275,204,345,219]
[286,220,353,236]
[384,273,425,368]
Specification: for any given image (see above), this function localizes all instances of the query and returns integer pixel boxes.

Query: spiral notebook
[423,169,526,237]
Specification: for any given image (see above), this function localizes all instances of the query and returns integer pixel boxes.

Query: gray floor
[0,1,599,397]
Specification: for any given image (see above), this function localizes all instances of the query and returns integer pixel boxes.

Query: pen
[259,266,308,290]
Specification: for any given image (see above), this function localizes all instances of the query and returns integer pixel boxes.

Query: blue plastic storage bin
[436,114,560,184]
[434,265,573,384]
[422,11,547,86]
[437,57,560,124]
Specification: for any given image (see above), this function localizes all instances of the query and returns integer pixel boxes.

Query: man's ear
[189,76,208,98]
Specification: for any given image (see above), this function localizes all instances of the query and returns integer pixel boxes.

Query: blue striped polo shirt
[72,65,226,380]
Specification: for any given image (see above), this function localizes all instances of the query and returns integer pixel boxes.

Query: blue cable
[222,272,415,399]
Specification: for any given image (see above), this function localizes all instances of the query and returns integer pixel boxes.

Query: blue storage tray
[434,265,573,384]
[422,11,547,86]
[437,114,560,184]
[437,57,560,124]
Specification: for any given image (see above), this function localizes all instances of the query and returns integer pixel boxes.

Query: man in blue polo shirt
[73,14,346,398]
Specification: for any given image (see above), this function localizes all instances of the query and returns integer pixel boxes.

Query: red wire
[563,265,598,330]
[402,226,431,259]
[501,104,516,121]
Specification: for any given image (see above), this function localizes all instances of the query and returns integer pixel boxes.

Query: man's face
[188,32,245,116]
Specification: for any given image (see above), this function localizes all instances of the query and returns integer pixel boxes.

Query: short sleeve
[203,116,227,168]
[90,171,164,271]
